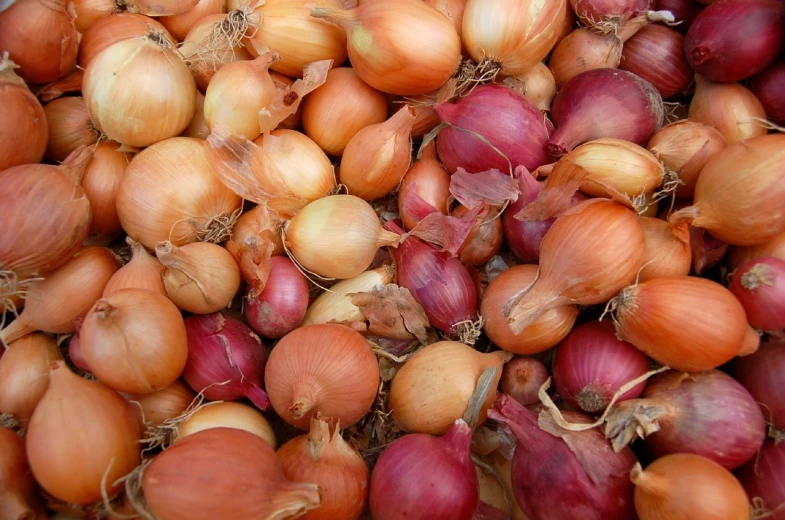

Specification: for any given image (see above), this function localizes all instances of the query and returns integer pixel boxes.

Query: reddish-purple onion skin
[655,0,703,33]
[685,0,785,83]
[489,394,637,520]
[732,342,785,430]
[500,357,550,406]
[729,257,785,331]
[434,84,553,174]
[552,321,650,414]
[620,25,693,99]
[183,313,270,410]
[736,439,785,519]
[244,257,309,340]
[749,60,785,125]
[548,69,664,156]
[570,0,648,23]
[369,420,478,520]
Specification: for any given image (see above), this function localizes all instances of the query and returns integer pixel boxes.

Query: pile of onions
[141,428,321,519]
[43,97,100,163]
[77,13,171,69]
[370,419,478,520]
[81,141,132,240]
[398,142,451,230]
[553,321,650,414]
[631,454,750,520]
[116,137,242,249]
[434,84,553,174]
[749,60,785,125]
[26,361,141,504]
[620,24,693,99]
[638,217,692,281]
[310,0,461,95]
[80,288,189,394]
[736,439,785,519]
[500,356,550,406]
[604,369,766,470]
[265,324,379,429]
[103,238,166,297]
[732,341,785,429]
[390,341,509,435]
[277,417,369,520]
[0,55,47,172]
[302,67,388,156]
[0,424,37,519]
[244,257,309,339]
[489,394,637,519]
[729,257,785,331]
[182,313,270,410]
[128,380,195,428]
[688,75,766,144]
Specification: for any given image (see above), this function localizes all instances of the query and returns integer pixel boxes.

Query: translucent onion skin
[732,341,785,430]
[736,439,785,519]
[620,25,693,99]
[77,13,171,69]
[0,59,48,172]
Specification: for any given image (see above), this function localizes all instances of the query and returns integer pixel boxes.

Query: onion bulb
[639,217,692,281]
[548,27,624,89]
[504,62,557,112]
[500,356,550,406]
[0,425,38,520]
[454,205,504,266]
[182,91,209,139]
[688,75,766,144]
[729,257,785,331]
[620,24,693,100]
[732,341,785,430]
[103,238,166,297]
[77,13,171,69]
[175,401,276,449]
[82,140,132,240]
[0,55,48,172]
[737,439,785,520]
[727,230,785,271]
[43,97,100,163]
[397,141,451,231]
[26,361,141,505]
[127,380,195,428]
[244,256,309,339]
[160,0,226,41]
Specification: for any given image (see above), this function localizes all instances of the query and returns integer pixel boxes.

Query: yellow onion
[82,141,132,240]
[301,265,395,326]
[104,238,166,297]
[156,241,241,314]
[397,141,452,231]
[302,67,388,156]
[646,120,727,199]
[462,0,568,76]
[83,30,197,147]
[340,106,416,200]
[160,0,226,40]
[727,230,785,271]
[0,333,62,428]
[0,425,37,520]
[128,379,195,427]
[174,401,277,448]
[283,195,400,279]
[424,0,468,38]
[390,341,511,435]
[504,61,557,112]
[245,0,347,78]
[116,137,242,249]
[0,55,48,172]
[548,28,622,89]
[43,97,101,163]
[311,0,462,95]
[277,417,369,520]
[72,0,198,32]
[181,91,210,139]
[77,13,172,69]
[689,75,766,144]
[0,247,119,345]
[639,218,692,281]
[26,361,141,504]
[480,265,579,355]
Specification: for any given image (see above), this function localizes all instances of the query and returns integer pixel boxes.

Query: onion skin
[454,206,503,266]
[128,379,195,428]
[78,13,171,69]
[729,257,785,331]
[0,425,36,520]
[639,218,692,281]
[174,401,277,449]
[103,238,166,297]
[569,0,647,24]
[736,439,785,520]
[82,141,131,240]
[43,97,100,163]
[620,25,693,99]
[0,59,48,172]
[732,341,785,430]
[500,356,549,406]
[160,0,226,41]
[688,75,766,144]
[749,60,785,125]
[244,257,309,339]
[398,141,451,231]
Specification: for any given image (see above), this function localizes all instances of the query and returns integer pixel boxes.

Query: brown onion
[548,28,623,89]
[0,56,48,172]
[639,218,692,281]
[77,13,171,69]
[174,401,276,448]
[43,97,100,163]
[128,379,195,428]
[0,425,37,520]
[182,91,209,139]
[688,75,766,144]
[454,206,503,266]
[160,0,226,41]
[82,140,131,240]
[104,238,166,297]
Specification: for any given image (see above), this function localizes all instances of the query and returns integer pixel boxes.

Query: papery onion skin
[398,142,451,231]
[0,425,36,520]
[749,60,785,125]
[43,97,100,163]
[160,0,226,41]
[736,439,785,520]
[727,230,785,271]
[244,257,309,339]
[500,356,550,406]
[0,58,48,172]
[688,75,766,144]
[620,24,693,99]
[78,13,171,69]
[82,141,131,240]
[732,341,785,430]
[729,257,785,331]
[128,379,196,428]
[175,401,277,449]
[639,217,692,281]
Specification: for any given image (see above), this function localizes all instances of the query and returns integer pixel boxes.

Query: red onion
[244,257,309,340]
[552,321,650,414]
[489,394,637,520]
[503,167,586,263]
[685,0,785,83]
[736,439,785,519]
[604,369,766,470]
[732,341,785,430]
[569,0,648,24]
[655,0,703,33]
[183,313,270,411]
[749,60,785,125]
[729,257,785,331]
[369,419,478,520]
[434,84,553,174]
[548,69,664,156]
[500,357,549,406]
[620,25,693,99]
[386,221,478,337]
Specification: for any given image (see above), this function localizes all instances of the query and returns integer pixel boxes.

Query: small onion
[128,380,195,428]
[0,56,47,172]
[174,401,276,449]
[244,257,309,339]
[727,230,785,271]
[0,425,36,519]
[729,257,785,331]
[500,356,550,406]
[547,28,623,90]
[43,97,100,163]
[103,238,166,297]
[454,205,504,266]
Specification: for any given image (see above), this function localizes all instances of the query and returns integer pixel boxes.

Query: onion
[390,341,509,434]
[481,264,578,354]
[104,238,166,297]
[685,0,785,83]
[730,257,785,331]
[500,356,549,406]
[312,0,460,95]
[80,142,129,242]
[749,60,785,125]
[0,0,78,83]
[631,454,750,520]
[489,394,637,520]
[78,13,171,69]
[728,230,785,271]
[0,56,47,172]
[737,439,785,519]
[83,30,197,147]
[340,106,416,200]
[0,247,119,345]
[265,324,379,429]
[669,134,785,246]
[284,195,399,279]
[226,204,284,292]
[81,288,189,394]
[174,401,276,448]
[398,141,451,231]
[553,321,650,414]
[504,62,557,113]
[72,0,197,31]
[462,0,568,76]
[613,276,753,371]
[43,97,100,163]
[655,0,703,32]
[244,257,308,339]
[732,341,785,429]
[688,75,766,144]
[434,84,553,174]
[370,419,478,520]
[639,217,692,281]
[67,333,89,374]
[620,24,693,99]
[302,67,388,156]
[424,0,467,37]
[549,69,664,156]
[505,200,645,334]
[569,0,647,25]
[277,417,369,520]
[183,313,270,410]
[0,333,62,428]
[646,120,726,199]
[26,361,141,504]
[117,137,242,250]
[0,425,36,519]
[453,206,503,266]
[141,428,320,519]
[160,0,226,41]
[547,28,623,90]
[182,91,209,138]
[127,380,195,428]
